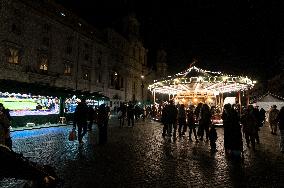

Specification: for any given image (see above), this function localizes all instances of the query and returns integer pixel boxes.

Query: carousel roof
[148,66,256,96]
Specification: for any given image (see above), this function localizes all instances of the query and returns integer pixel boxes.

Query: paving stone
[0,120,284,187]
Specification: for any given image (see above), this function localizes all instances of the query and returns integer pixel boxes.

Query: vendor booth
[253,93,284,111]
[0,79,109,127]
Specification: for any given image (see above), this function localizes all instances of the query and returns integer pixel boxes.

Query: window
[43,23,50,33]
[82,69,90,80]
[11,23,21,35]
[133,82,136,94]
[98,57,101,65]
[64,64,72,75]
[98,73,102,83]
[42,37,49,47]
[39,63,48,71]
[97,50,102,65]
[110,71,119,88]
[7,48,20,64]
[38,54,48,73]
[133,48,136,57]
[84,54,89,61]
[83,43,90,61]
[66,36,73,54]
[120,77,124,88]
[66,46,72,54]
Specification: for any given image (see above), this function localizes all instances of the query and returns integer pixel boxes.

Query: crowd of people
[152,101,284,156]
[73,99,110,145]
[1,100,284,155]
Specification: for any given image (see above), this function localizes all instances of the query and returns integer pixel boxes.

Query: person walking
[259,108,266,127]
[222,103,243,156]
[0,103,12,149]
[127,102,135,127]
[278,106,284,153]
[208,125,218,152]
[187,106,198,142]
[178,104,186,137]
[269,105,280,135]
[167,100,178,137]
[118,103,127,128]
[87,106,95,131]
[198,104,211,141]
[97,104,109,145]
[241,106,258,151]
[253,106,261,144]
[161,103,169,137]
[74,98,89,144]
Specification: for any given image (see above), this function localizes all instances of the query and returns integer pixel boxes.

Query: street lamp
[141,75,145,104]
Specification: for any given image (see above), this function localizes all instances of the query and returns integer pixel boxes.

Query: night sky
[56,0,284,80]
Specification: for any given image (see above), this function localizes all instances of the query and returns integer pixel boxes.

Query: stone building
[0,0,148,108]
[156,49,168,79]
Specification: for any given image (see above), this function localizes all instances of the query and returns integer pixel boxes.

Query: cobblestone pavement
[1,118,284,188]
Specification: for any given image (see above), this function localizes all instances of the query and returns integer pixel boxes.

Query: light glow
[148,66,256,101]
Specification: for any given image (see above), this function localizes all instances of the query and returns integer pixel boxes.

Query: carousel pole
[215,95,219,106]
[168,93,171,101]
[238,90,242,115]
[246,89,250,107]
[153,89,156,104]
[221,92,224,111]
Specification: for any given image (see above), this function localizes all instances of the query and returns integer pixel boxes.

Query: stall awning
[0,79,109,100]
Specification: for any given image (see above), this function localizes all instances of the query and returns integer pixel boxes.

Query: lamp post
[141,75,144,104]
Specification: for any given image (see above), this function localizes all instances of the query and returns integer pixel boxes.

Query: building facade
[0,0,149,108]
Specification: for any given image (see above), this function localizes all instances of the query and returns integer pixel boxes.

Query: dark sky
[56,0,284,80]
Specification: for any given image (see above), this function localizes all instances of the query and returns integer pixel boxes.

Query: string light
[148,66,256,96]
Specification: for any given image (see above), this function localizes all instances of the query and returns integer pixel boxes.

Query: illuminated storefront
[0,80,109,127]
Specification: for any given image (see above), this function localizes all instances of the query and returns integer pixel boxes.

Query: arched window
[7,48,20,64]
[39,56,48,73]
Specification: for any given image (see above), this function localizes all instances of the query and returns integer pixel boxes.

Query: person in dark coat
[222,104,231,154]
[241,105,258,150]
[74,98,89,144]
[208,125,218,152]
[222,103,243,157]
[161,103,169,137]
[187,106,198,142]
[127,102,135,127]
[167,100,178,137]
[278,106,284,153]
[229,106,243,151]
[0,103,12,149]
[97,104,109,145]
[178,104,186,137]
[253,106,261,144]
[259,108,266,127]
[198,104,211,141]
[87,106,95,131]
[118,103,127,128]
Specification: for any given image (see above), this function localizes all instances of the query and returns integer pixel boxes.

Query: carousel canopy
[148,66,256,97]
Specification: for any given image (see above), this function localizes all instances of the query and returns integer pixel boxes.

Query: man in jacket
[74,99,89,144]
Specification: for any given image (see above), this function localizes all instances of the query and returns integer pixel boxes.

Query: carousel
[148,66,256,108]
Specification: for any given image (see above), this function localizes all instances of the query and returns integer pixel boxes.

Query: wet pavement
[1,118,284,188]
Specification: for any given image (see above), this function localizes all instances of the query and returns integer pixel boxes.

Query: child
[209,125,218,152]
